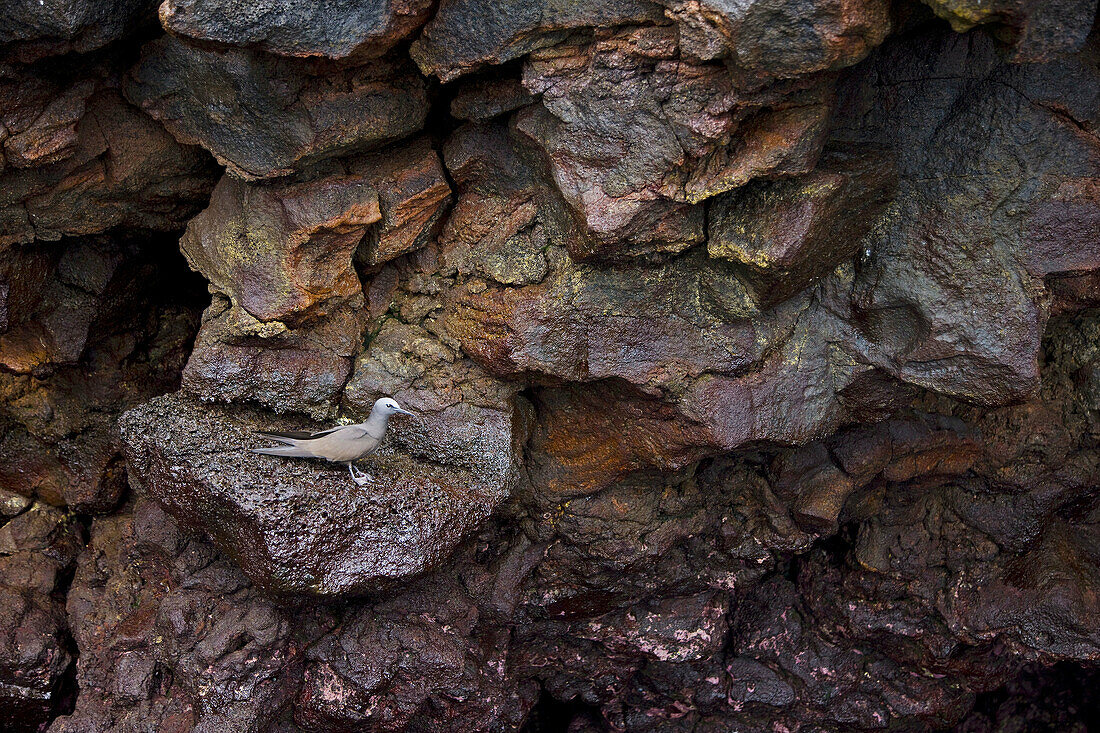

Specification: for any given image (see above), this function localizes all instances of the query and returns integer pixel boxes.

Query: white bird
[251,398,414,486]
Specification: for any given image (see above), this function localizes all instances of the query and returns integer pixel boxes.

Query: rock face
[127,37,429,180]
[1,1,1100,732]
[0,0,154,61]
[160,0,435,60]
[0,499,82,732]
[0,69,217,247]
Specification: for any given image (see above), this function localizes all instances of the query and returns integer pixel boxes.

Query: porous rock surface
[118,391,521,595]
[0,0,1099,731]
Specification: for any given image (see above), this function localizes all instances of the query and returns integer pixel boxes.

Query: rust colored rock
[663,0,891,73]
[119,391,521,596]
[180,171,379,325]
[827,412,981,487]
[127,37,428,180]
[709,146,897,306]
[52,498,305,733]
[440,121,887,487]
[294,574,538,731]
[0,237,202,512]
[0,0,154,62]
[179,169,379,415]
[0,501,82,733]
[0,73,95,171]
[515,26,835,258]
[160,0,434,60]
[527,382,712,499]
[0,85,217,247]
[410,0,664,81]
[773,443,856,533]
[349,137,453,267]
[921,0,1097,60]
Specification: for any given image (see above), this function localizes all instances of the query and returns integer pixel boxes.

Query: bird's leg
[347,462,372,487]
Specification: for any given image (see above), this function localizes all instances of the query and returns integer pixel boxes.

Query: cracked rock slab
[127,37,428,180]
[160,0,434,60]
[118,392,519,596]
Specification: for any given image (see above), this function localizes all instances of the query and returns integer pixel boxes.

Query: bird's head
[373,397,415,418]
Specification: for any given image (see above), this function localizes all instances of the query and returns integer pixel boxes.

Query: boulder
[0,0,154,62]
[160,0,434,60]
[0,78,217,247]
[119,392,521,596]
[410,0,663,81]
[127,37,428,180]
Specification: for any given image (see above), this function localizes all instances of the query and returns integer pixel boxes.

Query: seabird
[251,397,414,486]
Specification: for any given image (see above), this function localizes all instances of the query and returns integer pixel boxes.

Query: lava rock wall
[2,1,1100,731]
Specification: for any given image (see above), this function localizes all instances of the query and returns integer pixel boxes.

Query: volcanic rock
[410,0,664,81]
[0,78,217,247]
[127,37,428,180]
[160,0,434,60]
[0,0,154,62]
[118,391,521,596]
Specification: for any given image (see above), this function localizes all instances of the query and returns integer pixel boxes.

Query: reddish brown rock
[182,300,364,417]
[350,137,453,268]
[160,0,434,60]
[0,236,202,512]
[526,381,712,499]
[51,498,306,733]
[515,26,835,258]
[178,170,379,414]
[0,72,95,171]
[410,0,664,82]
[180,171,379,325]
[1023,177,1100,277]
[772,443,855,533]
[708,146,897,306]
[0,501,82,733]
[127,37,428,180]
[294,574,537,731]
[0,83,217,247]
[438,123,572,283]
[663,0,891,72]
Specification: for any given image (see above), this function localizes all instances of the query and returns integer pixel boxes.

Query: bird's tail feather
[250,446,315,458]
[254,431,303,445]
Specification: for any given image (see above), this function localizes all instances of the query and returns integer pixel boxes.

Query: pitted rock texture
[2,0,1100,731]
[118,391,521,595]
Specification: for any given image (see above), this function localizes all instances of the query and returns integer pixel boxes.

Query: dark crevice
[522,687,603,733]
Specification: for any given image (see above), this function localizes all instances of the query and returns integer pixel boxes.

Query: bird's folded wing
[325,425,368,440]
[255,426,345,441]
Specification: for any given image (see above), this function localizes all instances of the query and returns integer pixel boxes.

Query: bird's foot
[351,472,374,487]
